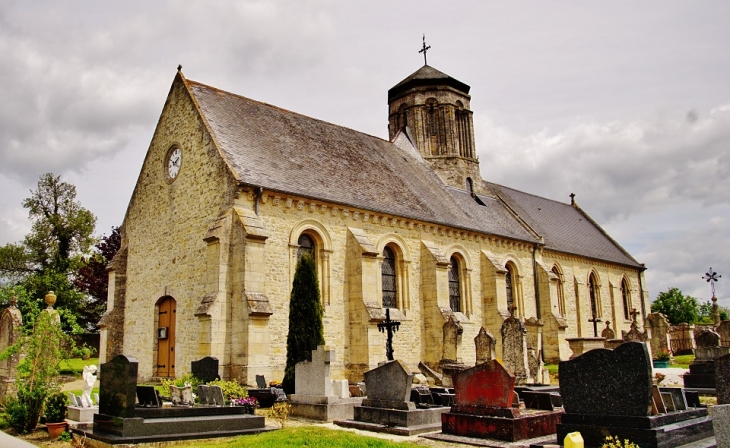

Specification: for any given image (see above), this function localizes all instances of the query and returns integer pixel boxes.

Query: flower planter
[653,359,670,368]
[46,421,67,440]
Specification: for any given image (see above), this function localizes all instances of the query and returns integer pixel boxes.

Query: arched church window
[381,246,397,308]
[621,277,631,321]
[297,233,315,261]
[506,265,515,313]
[589,272,600,320]
[552,266,566,316]
[449,256,461,312]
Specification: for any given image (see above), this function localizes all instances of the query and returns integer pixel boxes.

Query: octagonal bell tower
[388,64,485,193]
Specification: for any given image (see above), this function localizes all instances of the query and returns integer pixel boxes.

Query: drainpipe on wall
[638,263,647,319]
[532,243,542,319]
[254,186,264,216]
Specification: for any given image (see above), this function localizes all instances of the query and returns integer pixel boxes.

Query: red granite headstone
[453,359,515,408]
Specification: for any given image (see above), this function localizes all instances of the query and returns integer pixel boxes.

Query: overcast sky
[1,1,728,307]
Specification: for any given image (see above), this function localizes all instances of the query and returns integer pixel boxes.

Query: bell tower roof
[388,65,471,102]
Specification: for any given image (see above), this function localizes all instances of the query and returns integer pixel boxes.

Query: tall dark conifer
[282,253,324,393]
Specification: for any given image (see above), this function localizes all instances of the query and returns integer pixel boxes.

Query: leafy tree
[651,287,699,325]
[282,254,324,394]
[73,227,121,331]
[698,300,729,323]
[0,173,98,332]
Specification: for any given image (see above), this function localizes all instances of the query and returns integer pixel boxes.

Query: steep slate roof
[186,79,535,243]
[184,77,641,268]
[487,182,642,268]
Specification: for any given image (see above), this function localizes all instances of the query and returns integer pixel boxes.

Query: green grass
[671,354,694,369]
[174,426,422,447]
[59,357,99,375]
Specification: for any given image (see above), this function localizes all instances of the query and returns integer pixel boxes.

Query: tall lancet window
[449,256,461,312]
[297,233,315,262]
[381,246,397,308]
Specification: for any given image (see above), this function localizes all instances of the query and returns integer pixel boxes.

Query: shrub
[602,435,639,448]
[44,391,68,423]
[207,379,248,401]
[269,402,292,428]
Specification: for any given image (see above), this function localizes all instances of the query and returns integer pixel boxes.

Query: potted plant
[44,391,68,439]
[653,349,671,368]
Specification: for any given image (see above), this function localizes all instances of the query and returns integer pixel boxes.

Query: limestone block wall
[118,75,238,380]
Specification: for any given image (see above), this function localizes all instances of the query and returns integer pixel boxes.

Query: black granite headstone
[559,342,652,416]
[716,353,730,404]
[136,386,160,407]
[410,387,435,405]
[683,390,701,408]
[660,387,687,411]
[191,356,220,383]
[99,354,138,418]
[255,375,267,389]
[521,391,555,411]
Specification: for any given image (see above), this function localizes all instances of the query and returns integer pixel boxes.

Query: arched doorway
[156,296,177,377]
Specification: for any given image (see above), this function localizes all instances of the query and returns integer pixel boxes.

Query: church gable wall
[120,76,238,380]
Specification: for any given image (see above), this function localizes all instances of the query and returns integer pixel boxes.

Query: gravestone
[601,321,615,340]
[99,354,138,418]
[191,356,220,383]
[622,319,648,342]
[500,311,532,384]
[684,328,730,389]
[442,316,461,362]
[717,320,730,348]
[170,385,194,405]
[335,360,449,435]
[716,353,730,404]
[645,313,672,359]
[474,327,497,365]
[290,346,362,421]
[439,359,562,442]
[255,375,267,389]
[0,297,22,404]
[669,323,696,355]
[136,386,160,407]
[557,342,714,448]
[197,385,224,406]
[710,404,730,448]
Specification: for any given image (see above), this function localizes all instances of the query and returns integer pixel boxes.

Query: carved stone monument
[334,360,449,435]
[0,296,22,404]
[474,327,497,365]
[500,309,532,384]
[645,312,672,359]
[558,342,714,447]
[289,346,361,421]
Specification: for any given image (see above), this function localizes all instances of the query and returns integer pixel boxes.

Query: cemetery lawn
[59,357,99,375]
[176,426,426,447]
[671,354,693,369]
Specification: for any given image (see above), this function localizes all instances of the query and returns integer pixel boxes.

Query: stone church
[98,63,649,384]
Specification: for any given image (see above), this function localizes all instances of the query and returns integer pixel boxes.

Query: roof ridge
[186,79,390,144]
[486,181,571,207]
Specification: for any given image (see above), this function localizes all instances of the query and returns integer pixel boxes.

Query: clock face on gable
[166,147,182,180]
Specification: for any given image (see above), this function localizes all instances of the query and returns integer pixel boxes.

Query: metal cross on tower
[702,267,721,297]
[419,34,431,66]
[377,308,401,361]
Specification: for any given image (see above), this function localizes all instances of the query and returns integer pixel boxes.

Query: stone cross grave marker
[474,327,497,365]
[363,360,412,405]
[191,356,220,383]
[500,310,531,384]
[377,308,400,361]
[453,359,515,408]
[99,354,139,418]
[559,342,652,416]
[295,345,333,397]
[622,309,648,342]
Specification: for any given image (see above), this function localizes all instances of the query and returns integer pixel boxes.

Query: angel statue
[81,365,98,407]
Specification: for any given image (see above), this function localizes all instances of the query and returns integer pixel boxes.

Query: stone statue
[82,365,98,407]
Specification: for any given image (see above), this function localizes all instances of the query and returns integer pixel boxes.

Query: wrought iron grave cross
[702,267,721,297]
[419,34,431,65]
[378,308,401,361]
[588,316,602,337]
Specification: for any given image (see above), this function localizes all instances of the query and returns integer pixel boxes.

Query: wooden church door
[156,296,176,377]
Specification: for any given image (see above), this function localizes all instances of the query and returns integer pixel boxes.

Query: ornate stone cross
[378,308,401,361]
[629,307,640,324]
[419,34,431,65]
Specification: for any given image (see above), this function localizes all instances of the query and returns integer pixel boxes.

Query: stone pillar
[0,296,23,404]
